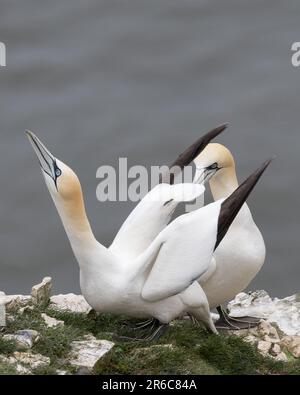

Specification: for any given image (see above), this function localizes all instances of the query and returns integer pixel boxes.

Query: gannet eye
[55,168,62,177]
[209,163,218,170]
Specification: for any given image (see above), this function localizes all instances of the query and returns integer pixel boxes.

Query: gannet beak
[194,164,220,185]
[160,122,228,184]
[215,158,273,250]
[26,131,62,186]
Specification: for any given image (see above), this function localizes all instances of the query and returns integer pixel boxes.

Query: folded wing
[141,201,222,302]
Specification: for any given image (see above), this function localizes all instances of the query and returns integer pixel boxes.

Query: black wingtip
[160,123,229,184]
[215,157,273,250]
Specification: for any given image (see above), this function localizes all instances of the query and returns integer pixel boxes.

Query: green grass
[0,337,17,355]
[0,361,19,375]
[1,305,300,375]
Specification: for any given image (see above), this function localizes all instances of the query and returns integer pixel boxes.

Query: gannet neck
[49,171,111,268]
[209,165,239,201]
[56,192,96,247]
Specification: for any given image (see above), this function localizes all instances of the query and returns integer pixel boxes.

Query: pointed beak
[160,122,228,184]
[26,131,60,183]
[215,158,273,250]
[170,123,228,169]
[193,166,219,185]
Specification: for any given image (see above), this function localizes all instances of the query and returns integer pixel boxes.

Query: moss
[0,337,17,355]
[2,306,300,375]
[95,344,219,375]
[33,326,82,362]
[0,361,19,375]
[32,365,61,375]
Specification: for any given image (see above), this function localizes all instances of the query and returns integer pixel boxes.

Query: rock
[257,340,271,356]
[255,321,280,343]
[3,330,40,350]
[275,352,288,362]
[0,352,49,373]
[50,294,92,314]
[281,336,300,358]
[0,293,6,327]
[75,367,92,375]
[13,352,50,370]
[31,277,52,305]
[257,320,272,336]
[270,343,281,356]
[15,363,32,374]
[228,291,300,336]
[5,314,15,324]
[244,335,258,345]
[280,335,294,347]
[56,369,68,375]
[19,306,34,315]
[41,313,64,328]
[0,294,32,312]
[0,355,32,375]
[68,334,114,372]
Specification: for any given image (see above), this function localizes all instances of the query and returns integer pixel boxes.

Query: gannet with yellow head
[26,132,271,338]
[194,143,267,329]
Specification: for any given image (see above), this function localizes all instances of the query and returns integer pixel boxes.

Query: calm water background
[0,1,299,297]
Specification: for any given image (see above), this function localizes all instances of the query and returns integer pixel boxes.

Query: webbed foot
[216,306,261,330]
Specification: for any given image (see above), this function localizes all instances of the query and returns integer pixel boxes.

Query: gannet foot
[121,318,156,331]
[215,306,259,330]
[226,315,261,325]
[142,323,169,342]
[117,320,169,342]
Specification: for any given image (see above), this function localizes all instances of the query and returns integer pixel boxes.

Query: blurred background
[0,0,299,297]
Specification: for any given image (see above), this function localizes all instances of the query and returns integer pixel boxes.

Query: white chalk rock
[275,352,288,362]
[0,292,6,327]
[31,277,52,305]
[244,335,258,345]
[228,291,300,336]
[50,294,92,314]
[270,343,281,356]
[19,305,34,315]
[41,313,64,328]
[0,355,32,375]
[257,340,271,356]
[12,352,50,370]
[56,369,69,375]
[281,336,300,358]
[68,334,114,372]
[0,294,32,312]
[3,330,40,350]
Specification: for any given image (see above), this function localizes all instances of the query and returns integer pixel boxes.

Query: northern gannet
[26,132,271,338]
[110,123,228,260]
[194,143,267,329]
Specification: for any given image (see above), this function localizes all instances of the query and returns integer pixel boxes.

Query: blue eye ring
[55,168,62,177]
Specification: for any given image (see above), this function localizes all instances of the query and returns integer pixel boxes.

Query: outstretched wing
[109,183,205,260]
[141,200,222,302]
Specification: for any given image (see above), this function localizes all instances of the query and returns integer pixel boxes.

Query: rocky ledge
[0,278,299,375]
[227,290,300,361]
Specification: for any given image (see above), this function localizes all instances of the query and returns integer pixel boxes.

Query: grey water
[0,0,299,298]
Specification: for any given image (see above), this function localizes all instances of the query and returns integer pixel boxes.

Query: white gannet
[26,132,271,339]
[109,124,228,260]
[194,143,267,329]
